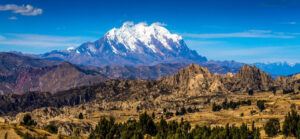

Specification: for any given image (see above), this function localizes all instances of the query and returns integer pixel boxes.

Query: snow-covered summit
[105,22,183,54]
[42,22,207,66]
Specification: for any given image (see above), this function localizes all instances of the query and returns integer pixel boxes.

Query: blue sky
[0,0,300,63]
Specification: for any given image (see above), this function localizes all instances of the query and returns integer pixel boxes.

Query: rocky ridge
[0,64,298,117]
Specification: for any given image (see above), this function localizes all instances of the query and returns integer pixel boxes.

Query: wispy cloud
[0,35,5,40]
[8,16,17,20]
[0,34,96,48]
[289,22,297,25]
[182,30,296,39]
[0,4,42,16]
[185,40,222,46]
[211,46,284,57]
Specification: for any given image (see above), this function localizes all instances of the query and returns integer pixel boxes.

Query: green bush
[78,113,84,119]
[257,100,266,112]
[283,110,300,137]
[20,114,36,126]
[264,118,280,137]
[44,124,58,134]
[165,112,173,119]
[213,99,251,112]
[212,102,222,111]
[283,89,294,94]
[88,112,260,139]
[248,90,254,95]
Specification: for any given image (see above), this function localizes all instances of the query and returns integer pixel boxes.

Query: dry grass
[1,91,300,138]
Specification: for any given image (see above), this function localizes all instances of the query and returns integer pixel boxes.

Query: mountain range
[0,63,299,116]
[0,22,299,96]
[36,22,300,77]
[253,62,300,77]
[0,52,246,95]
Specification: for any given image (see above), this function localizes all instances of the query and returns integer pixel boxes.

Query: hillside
[0,53,106,95]
[0,64,299,116]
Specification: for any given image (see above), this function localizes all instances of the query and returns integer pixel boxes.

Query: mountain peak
[234,64,273,91]
[41,22,207,66]
[105,22,182,54]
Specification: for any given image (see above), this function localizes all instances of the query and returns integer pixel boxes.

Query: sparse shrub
[152,112,155,119]
[204,98,210,104]
[180,107,186,115]
[166,112,173,119]
[4,132,8,139]
[248,89,254,95]
[163,108,167,113]
[291,104,296,110]
[175,110,180,116]
[283,89,294,94]
[187,107,193,113]
[229,100,238,109]
[270,87,277,95]
[251,110,256,115]
[174,107,187,116]
[264,118,280,137]
[247,100,252,105]
[222,98,229,110]
[240,113,244,117]
[78,113,84,119]
[21,114,36,126]
[24,132,31,139]
[257,100,266,112]
[44,123,58,134]
[212,102,222,111]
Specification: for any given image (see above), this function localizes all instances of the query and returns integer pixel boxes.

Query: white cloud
[0,35,5,40]
[182,30,295,39]
[0,34,96,48]
[289,22,297,25]
[0,4,42,16]
[185,40,222,46]
[8,16,17,20]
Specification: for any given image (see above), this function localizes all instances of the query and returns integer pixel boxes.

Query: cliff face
[231,65,274,92]
[160,64,214,96]
[275,73,300,90]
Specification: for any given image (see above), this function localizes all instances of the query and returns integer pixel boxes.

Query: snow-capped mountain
[42,22,207,66]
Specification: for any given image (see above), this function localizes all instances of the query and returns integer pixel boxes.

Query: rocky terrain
[0,64,299,116]
[0,63,299,138]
